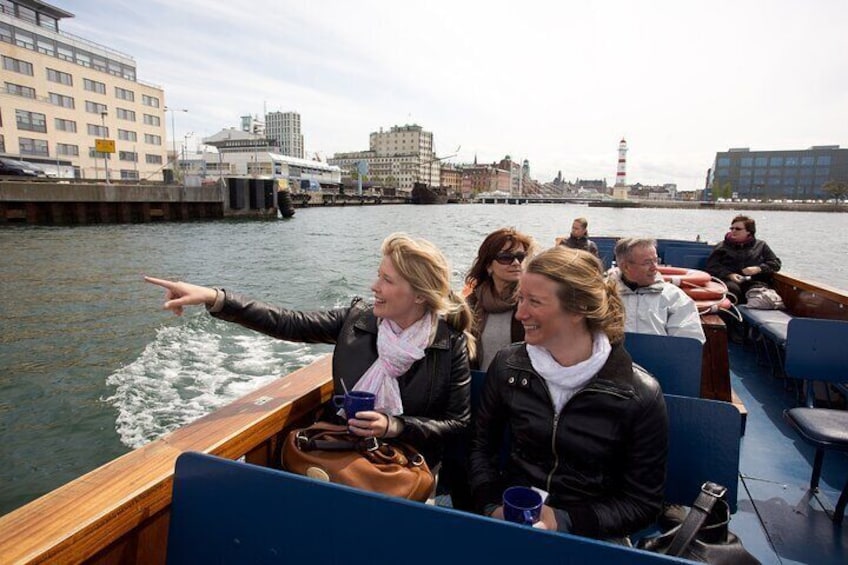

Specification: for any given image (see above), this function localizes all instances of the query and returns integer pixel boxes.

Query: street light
[100,111,110,185]
[182,132,194,176]
[165,106,188,183]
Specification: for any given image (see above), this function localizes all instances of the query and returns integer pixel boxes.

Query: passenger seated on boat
[469,247,669,540]
[557,216,600,257]
[144,232,474,471]
[464,227,537,371]
[705,215,782,305]
[608,237,706,344]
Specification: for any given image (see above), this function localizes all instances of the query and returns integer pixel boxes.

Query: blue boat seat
[781,318,848,524]
[624,332,703,398]
[167,452,682,564]
[738,307,793,348]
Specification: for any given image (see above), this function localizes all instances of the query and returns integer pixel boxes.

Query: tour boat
[0,238,846,564]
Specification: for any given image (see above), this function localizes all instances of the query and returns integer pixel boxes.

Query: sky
[63,0,848,191]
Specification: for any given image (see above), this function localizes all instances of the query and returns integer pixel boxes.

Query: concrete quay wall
[0,180,225,225]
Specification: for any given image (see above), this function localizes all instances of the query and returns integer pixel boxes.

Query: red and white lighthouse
[613,138,629,200]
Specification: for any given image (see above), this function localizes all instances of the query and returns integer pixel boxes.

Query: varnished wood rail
[0,355,334,565]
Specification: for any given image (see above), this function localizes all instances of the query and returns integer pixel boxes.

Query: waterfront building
[265,111,303,159]
[201,127,340,189]
[329,124,439,192]
[0,1,168,180]
[710,145,848,200]
[460,162,511,196]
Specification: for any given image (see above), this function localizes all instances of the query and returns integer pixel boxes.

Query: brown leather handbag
[281,421,435,502]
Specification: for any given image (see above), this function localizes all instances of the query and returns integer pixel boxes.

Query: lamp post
[165,106,188,183]
[100,111,110,185]
[182,132,194,177]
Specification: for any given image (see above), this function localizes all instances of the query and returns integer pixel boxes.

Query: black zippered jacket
[211,294,471,465]
[469,342,668,538]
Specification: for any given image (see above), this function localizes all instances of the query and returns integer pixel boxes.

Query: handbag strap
[666,482,727,557]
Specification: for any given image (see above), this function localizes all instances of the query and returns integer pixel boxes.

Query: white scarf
[527,332,611,413]
[352,313,434,416]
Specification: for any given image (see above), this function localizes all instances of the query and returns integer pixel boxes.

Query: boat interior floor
[728,342,848,565]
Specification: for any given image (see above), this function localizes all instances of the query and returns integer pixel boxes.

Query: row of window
[4,83,161,125]
[715,166,831,179]
[2,55,160,107]
[11,109,162,144]
[717,155,833,167]
[0,18,137,81]
[15,137,164,163]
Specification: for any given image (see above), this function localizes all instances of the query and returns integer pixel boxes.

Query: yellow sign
[95,138,115,153]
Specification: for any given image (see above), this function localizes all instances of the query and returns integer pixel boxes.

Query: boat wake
[104,317,326,448]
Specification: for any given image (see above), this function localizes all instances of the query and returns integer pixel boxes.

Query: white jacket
[608,268,706,344]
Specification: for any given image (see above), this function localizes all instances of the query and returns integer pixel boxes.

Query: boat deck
[729,341,848,565]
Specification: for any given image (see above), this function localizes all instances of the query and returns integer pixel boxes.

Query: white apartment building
[329,124,439,191]
[0,1,168,180]
[265,111,303,159]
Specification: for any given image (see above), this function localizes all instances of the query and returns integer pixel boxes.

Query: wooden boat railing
[0,355,334,565]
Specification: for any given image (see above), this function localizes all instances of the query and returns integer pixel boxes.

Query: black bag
[637,482,760,564]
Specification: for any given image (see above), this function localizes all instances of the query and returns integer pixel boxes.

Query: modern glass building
[708,146,848,200]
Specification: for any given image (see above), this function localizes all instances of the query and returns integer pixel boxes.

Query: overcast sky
[64,0,847,190]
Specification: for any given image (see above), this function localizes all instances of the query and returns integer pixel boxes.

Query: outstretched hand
[144,275,217,316]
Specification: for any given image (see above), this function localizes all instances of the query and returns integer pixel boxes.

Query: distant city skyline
[64,0,848,190]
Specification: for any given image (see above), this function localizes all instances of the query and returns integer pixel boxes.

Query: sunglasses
[729,227,746,231]
[494,252,527,265]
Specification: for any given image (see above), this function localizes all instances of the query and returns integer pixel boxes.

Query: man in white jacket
[608,238,706,344]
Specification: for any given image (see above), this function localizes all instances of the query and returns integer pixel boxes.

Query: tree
[711,180,732,201]
[822,180,848,202]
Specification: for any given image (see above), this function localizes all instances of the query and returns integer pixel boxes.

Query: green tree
[823,180,848,202]
[712,180,732,201]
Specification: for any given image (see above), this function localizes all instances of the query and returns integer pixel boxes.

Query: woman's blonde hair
[381,233,477,358]
[525,246,625,344]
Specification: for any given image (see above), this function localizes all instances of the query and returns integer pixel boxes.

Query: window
[144,133,162,145]
[754,157,768,167]
[115,87,135,102]
[717,157,730,167]
[5,82,35,98]
[85,100,108,114]
[0,134,4,153]
[816,155,832,166]
[146,154,163,164]
[46,68,73,85]
[88,147,111,159]
[39,14,58,32]
[769,156,783,166]
[119,151,138,162]
[2,55,33,75]
[143,114,161,126]
[19,137,48,156]
[14,29,34,50]
[53,118,77,133]
[801,156,815,166]
[142,94,160,108]
[120,170,139,181]
[116,108,136,121]
[87,124,108,137]
[75,52,91,68]
[49,92,74,108]
[17,6,37,25]
[16,110,47,133]
[784,156,799,167]
[57,143,79,156]
[83,78,106,94]
[91,55,107,72]
[118,129,137,141]
[56,43,73,61]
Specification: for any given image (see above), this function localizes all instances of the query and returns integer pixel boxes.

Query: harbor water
[1,204,846,515]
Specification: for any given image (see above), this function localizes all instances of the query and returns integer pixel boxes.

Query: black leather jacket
[469,342,668,539]
[211,293,471,465]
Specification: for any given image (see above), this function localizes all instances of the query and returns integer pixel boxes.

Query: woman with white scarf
[145,233,475,468]
[469,246,669,541]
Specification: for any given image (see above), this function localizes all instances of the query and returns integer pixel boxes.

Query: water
[0,204,845,515]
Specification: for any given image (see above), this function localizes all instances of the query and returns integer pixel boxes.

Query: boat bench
[166,452,685,564]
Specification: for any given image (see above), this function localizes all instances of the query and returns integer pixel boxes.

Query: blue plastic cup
[502,486,543,526]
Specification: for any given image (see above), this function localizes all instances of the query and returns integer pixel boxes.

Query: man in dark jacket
[559,217,599,257]
[705,215,782,304]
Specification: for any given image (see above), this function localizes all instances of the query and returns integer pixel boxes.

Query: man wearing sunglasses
[705,215,782,304]
[608,237,706,344]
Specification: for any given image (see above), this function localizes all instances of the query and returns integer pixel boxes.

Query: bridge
[474,194,610,205]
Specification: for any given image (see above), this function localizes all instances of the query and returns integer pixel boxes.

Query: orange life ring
[682,280,727,302]
[657,266,711,288]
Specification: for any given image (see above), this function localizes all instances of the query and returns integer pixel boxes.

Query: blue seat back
[166,452,683,564]
[662,247,713,270]
[624,332,703,398]
[784,318,848,406]
[664,394,741,511]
